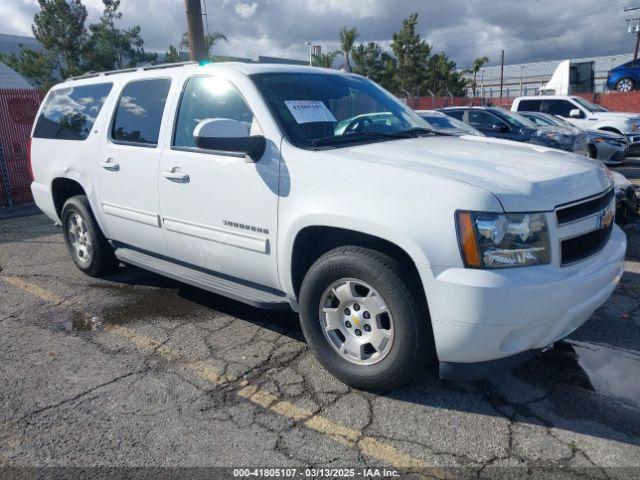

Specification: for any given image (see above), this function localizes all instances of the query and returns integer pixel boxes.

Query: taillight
[27,137,33,181]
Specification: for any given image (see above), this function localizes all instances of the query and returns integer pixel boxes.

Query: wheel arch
[51,177,87,218]
[288,225,428,304]
[598,126,624,136]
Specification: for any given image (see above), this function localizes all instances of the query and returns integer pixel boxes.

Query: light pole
[305,42,313,66]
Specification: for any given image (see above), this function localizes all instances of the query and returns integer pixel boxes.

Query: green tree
[1,0,156,88]
[351,42,398,92]
[86,0,156,71]
[466,56,489,97]
[164,45,181,63]
[0,48,58,89]
[1,0,88,85]
[390,13,431,96]
[427,52,466,96]
[339,26,358,72]
[312,51,342,69]
[180,31,227,58]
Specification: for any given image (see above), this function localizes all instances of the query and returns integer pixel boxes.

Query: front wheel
[299,246,434,391]
[616,78,635,92]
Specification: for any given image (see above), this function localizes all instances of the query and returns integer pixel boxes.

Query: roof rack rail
[67,61,198,81]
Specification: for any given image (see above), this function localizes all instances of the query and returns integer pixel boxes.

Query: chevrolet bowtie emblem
[352,315,360,326]
[598,205,614,230]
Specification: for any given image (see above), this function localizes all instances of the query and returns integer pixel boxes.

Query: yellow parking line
[1,276,450,477]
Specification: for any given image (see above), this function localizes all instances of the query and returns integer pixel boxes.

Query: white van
[29,62,626,389]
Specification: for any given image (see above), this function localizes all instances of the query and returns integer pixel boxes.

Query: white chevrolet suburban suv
[512,95,640,154]
[30,62,627,390]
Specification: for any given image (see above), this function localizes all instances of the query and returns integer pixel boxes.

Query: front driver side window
[545,100,581,118]
[173,76,255,149]
[469,111,507,130]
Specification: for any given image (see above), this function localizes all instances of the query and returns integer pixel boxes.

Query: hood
[586,129,626,141]
[325,136,613,212]
[589,111,640,121]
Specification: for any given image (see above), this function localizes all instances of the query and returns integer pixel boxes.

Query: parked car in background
[501,111,639,224]
[512,95,640,155]
[30,62,626,389]
[519,111,628,165]
[606,60,640,93]
[415,110,483,136]
[440,106,588,155]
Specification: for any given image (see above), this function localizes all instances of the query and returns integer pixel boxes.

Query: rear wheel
[616,78,635,92]
[299,246,434,391]
[61,195,118,277]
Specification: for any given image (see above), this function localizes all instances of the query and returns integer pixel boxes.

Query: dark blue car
[439,107,589,154]
[606,60,640,92]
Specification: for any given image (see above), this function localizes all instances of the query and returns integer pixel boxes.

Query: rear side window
[173,76,254,149]
[517,99,542,112]
[111,79,171,147]
[33,83,113,140]
[444,110,464,121]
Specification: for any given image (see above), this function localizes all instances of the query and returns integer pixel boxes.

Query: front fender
[278,214,431,296]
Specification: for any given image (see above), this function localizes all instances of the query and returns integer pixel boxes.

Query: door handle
[99,159,120,171]
[162,169,190,182]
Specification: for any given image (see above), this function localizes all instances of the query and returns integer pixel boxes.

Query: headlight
[627,119,640,131]
[456,211,551,268]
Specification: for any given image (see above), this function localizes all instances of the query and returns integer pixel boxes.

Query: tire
[299,246,434,391]
[61,195,118,277]
[588,144,598,159]
[616,78,635,93]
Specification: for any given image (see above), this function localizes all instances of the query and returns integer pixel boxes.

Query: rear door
[98,77,173,255]
[515,99,543,113]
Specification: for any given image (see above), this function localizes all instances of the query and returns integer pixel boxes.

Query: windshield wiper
[310,127,450,148]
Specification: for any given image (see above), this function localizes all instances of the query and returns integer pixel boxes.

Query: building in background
[464,53,635,98]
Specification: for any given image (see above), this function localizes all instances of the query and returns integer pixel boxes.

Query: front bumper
[420,225,626,377]
[626,135,640,155]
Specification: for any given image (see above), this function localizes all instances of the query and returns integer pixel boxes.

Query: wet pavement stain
[62,312,103,332]
[526,340,640,410]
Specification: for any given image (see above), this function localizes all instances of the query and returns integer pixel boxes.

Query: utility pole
[185,0,207,62]
[626,6,640,63]
[499,50,505,102]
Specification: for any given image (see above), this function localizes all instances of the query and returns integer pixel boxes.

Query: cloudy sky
[2,0,638,68]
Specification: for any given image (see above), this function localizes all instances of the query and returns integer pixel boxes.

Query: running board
[114,248,292,310]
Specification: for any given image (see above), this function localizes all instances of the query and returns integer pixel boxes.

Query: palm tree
[312,51,342,69]
[180,32,227,57]
[339,27,358,72]
[467,56,489,97]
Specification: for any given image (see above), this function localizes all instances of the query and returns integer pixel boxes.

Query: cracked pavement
[1,211,639,479]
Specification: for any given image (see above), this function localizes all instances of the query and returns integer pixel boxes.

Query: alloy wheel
[67,213,93,265]
[319,278,395,366]
[617,78,634,93]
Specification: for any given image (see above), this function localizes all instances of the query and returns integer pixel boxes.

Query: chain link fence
[0,89,46,207]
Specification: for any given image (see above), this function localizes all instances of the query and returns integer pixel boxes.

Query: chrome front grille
[556,188,614,225]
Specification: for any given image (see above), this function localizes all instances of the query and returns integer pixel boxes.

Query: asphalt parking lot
[1,166,640,478]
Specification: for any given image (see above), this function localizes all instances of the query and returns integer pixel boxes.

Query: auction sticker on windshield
[285,100,337,124]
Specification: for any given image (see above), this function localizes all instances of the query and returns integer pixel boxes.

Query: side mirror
[193,118,266,162]
[569,109,582,119]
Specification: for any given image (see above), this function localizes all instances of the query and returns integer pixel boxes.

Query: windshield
[573,97,609,113]
[251,72,436,149]
[421,113,482,136]
[493,108,537,128]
